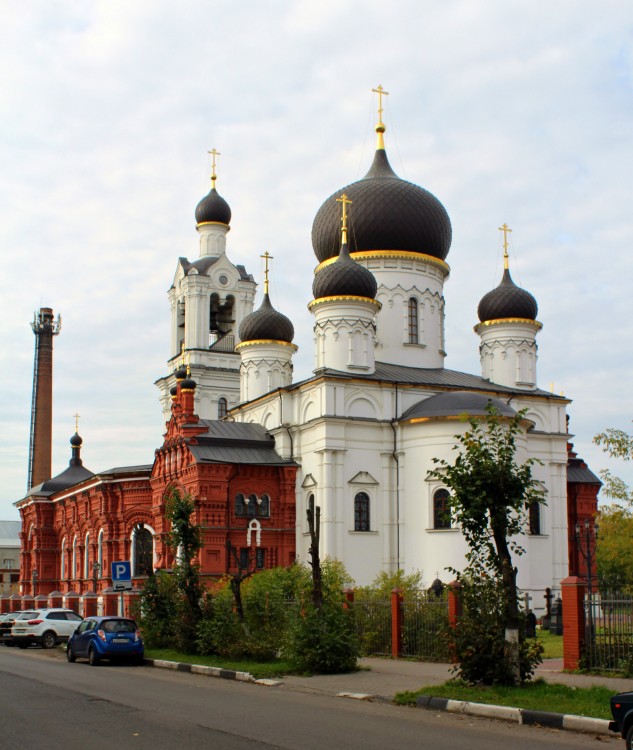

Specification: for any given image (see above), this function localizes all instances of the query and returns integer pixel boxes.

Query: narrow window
[528,501,541,535]
[133,526,153,576]
[60,537,66,580]
[408,298,419,344]
[247,494,258,517]
[239,548,250,570]
[433,489,451,529]
[256,548,265,569]
[258,494,270,518]
[235,493,246,516]
[354,492,370,532]
[218,397,228,419]
[84,532,90,579]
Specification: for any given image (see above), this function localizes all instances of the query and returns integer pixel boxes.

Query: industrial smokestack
[27,307,61,490]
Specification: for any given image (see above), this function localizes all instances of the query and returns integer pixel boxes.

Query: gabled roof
[288,361,566,400]
[0,520,21,546]
[186,420,294,466]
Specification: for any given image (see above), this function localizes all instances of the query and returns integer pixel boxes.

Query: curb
[145,658,254,683]
[414,694,616,736]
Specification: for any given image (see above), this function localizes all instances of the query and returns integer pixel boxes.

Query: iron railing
[583,589,633,672]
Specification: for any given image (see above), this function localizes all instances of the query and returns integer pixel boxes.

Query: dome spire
[260,251,273,294]
[499,222,512,270]
[336,193,352,246]
[372,84,389,150]
[208,147,221,189]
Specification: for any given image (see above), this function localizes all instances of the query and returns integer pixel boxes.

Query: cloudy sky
[1,0,631,521]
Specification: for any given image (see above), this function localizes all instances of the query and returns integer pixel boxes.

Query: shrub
[286,602,359,674]
[448,573,543,685]
[136,571,180,648]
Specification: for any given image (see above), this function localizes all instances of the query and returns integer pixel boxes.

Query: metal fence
[583,589,633,672]
[349,591,449,660]
[349,599,392,656]
[401,595,449,661]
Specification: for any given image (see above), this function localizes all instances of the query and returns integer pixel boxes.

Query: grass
[537,629,563,659]
[145,649,296,679]
[394,679,614,720]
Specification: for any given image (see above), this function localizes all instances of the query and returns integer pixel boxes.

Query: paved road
[0,647,618,750]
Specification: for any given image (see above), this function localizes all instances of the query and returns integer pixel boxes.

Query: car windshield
[102,619,136,633]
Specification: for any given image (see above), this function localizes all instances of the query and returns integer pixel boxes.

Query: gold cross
[260,251,273,294]
[372,84,389,123]
[208,147,221,188]
[180,341,186,367]
[336,194,353,245]
[498,223,512,269]
[73,413,80,432]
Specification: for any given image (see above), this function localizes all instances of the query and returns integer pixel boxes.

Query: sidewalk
[278,657,633,700]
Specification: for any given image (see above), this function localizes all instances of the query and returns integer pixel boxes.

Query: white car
[11,609,83,649]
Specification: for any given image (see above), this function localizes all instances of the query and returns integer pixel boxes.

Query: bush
[448,574,543,685]
[136,571,180,648]
[286,602,359,674]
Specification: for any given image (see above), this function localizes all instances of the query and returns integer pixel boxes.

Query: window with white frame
[408,298,419,344]
[433,488,451,529]
[354,492,370,531]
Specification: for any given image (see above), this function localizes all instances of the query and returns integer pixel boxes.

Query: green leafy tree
[594,427,633,504]
[165,487,204,652]
[428,405,545,685]
[596,505,633,589]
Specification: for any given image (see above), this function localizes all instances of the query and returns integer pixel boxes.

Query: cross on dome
[335,193,352,245]
[498,223,512,269]
[208,147,221,189]
[260,251,274,294]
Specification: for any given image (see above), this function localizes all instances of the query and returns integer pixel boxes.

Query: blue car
[66,616,144,666]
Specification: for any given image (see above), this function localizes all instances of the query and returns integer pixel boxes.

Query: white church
[155,98,576,596]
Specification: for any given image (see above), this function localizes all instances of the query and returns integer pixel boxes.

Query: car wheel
[41,631,57,650]
[66,645,76,663]
[135,654,144,666]
[626,724,633,750]
[88,646,100,667]
[18,643,28,649]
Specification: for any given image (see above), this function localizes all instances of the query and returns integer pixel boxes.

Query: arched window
[72,535,77,579]
[247,494,258,517]
[97,529,104,571]
[133,526,153,576]
[218,397,228,419]
[408,298,419,344]
[84,532,90,579]
[235,493,246,516]
[354,492,370,532]
[60,537,66,580]
[433,489,451,529]
[259,494,270,518]
[528,501,541,535]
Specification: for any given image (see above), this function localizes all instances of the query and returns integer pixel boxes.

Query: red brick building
[10,369,296,606]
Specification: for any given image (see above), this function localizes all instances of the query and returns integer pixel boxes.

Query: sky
[1,0,631,521]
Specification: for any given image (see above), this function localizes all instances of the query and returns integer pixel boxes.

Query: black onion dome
[477,268,538,323]
[312,243,377,300]
[195,187,232,226]
[70,432,82,447]
[175,364,188,380]
[181,374,197,390]
[239,293,294,343]
[170,384,178,397]
[311,149,452,263]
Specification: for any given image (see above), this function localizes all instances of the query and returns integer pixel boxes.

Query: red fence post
[561,576,586,671]
[391,588,403,658]
[447,580,462,664]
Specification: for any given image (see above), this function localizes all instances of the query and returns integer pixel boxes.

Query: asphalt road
[0,647,618,750]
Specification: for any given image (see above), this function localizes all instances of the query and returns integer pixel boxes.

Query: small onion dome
[175,364,188,380]
[181,374,197,391]
[239,293,294,344]
[70,432,82,447]
[311,148,452,264]
[477,268,538,323]
[195,187,232,226]
[401,391,517,421]
[312,243,377,300]
[169,384,178,398]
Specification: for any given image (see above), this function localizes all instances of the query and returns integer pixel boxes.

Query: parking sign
[111,560,132,591]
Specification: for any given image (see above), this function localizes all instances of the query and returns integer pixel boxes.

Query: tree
[428,405,545,685]
[594,427,633,504]
[165,487,204,651]
[596,504,633,589]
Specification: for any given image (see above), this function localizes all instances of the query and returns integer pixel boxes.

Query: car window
[16,611,37,620]
[67,613,82,621]
[46,612,67,620]
[103,619,136,633]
